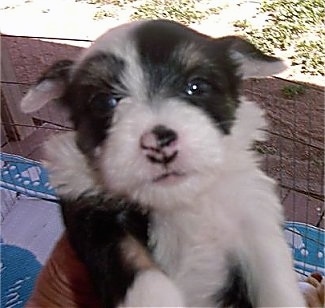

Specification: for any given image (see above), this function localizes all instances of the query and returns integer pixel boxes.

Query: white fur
[231,50,289,79]
[43,131,102,198]
[20,79,65,113]
[77,20,143,65]
[149,166,302,306]
[76,21,147,103]
[121,270,185,307]
[99,96,224,210]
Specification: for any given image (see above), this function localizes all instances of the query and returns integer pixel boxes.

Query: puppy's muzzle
[140,125,178,165]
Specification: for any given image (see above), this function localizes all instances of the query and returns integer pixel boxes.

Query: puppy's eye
[90,93,119,115]
[185,78,211,96]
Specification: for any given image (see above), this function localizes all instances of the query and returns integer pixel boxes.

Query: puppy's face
[22,20,286,208]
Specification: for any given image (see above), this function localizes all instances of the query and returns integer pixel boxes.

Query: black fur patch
[61,194,149,308]
[38,59,74,84]
[214,263,253,308]
[135,20,241,134]
[61,53,126,155]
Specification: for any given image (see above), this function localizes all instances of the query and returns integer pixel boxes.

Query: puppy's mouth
[153,171,186,184]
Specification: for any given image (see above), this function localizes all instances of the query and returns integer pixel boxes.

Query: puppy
[21,20,306,307]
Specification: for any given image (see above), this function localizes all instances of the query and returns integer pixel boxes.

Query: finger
[26,234,101,307]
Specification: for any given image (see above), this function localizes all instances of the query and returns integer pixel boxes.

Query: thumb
[26,234,101,307]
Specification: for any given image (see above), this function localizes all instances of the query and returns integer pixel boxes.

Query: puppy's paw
[121,269,185,307]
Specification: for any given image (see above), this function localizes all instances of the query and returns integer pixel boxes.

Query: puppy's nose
[152,125,178,148]
[140,125,178,164]
[141,125,178,149]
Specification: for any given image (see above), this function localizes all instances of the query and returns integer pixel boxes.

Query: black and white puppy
[21,20,306,307]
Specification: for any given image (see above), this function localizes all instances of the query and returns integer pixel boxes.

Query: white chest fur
[149,167,279,307]
[151,209,230,306]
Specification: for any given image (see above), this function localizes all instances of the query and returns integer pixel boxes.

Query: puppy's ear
[219,36,288,79]
[21,60,74,113]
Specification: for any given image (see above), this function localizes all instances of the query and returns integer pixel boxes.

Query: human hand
[26,234,101,307]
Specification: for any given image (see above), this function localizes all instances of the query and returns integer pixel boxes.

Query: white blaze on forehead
[79,20,145,63]
[118,42,147,103]
[76,20,147,103]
